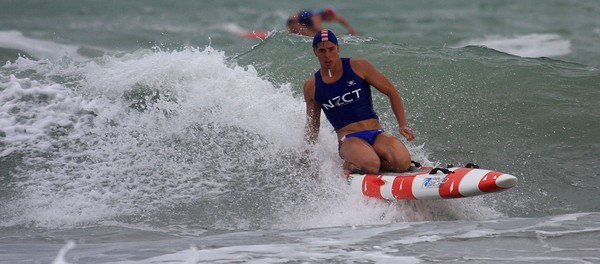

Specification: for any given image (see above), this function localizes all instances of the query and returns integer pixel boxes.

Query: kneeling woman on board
[303,29,414,174]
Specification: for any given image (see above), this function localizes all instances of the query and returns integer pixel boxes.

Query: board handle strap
[429,168,453,175]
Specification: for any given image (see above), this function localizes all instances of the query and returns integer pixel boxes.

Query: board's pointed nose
[496,174,518,189]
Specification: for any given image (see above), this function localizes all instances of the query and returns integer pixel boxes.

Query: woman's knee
[395,156,411,172]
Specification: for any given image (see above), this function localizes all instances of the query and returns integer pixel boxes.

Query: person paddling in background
[287,7,358,37]
[304,29,415,174]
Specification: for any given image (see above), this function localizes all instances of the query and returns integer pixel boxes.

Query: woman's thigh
[373,133,411,171]
[339,137,380,172]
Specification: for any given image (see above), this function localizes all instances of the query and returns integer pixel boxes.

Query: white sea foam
[1,46,313,228]
[40,213,600,264]
[458,33,571,58]
[50,241,75,264]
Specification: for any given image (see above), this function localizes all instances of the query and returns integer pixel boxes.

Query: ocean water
[1,0,599,263]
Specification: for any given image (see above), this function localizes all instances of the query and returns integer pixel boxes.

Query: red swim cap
[323,6,336,17]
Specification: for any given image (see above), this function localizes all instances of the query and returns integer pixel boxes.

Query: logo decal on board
[422,177,448,188]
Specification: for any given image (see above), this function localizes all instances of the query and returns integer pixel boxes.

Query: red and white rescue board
[346,166,518,200]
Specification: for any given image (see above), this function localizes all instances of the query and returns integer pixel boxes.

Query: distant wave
[457,33,571,58]
[0,30,88,61]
